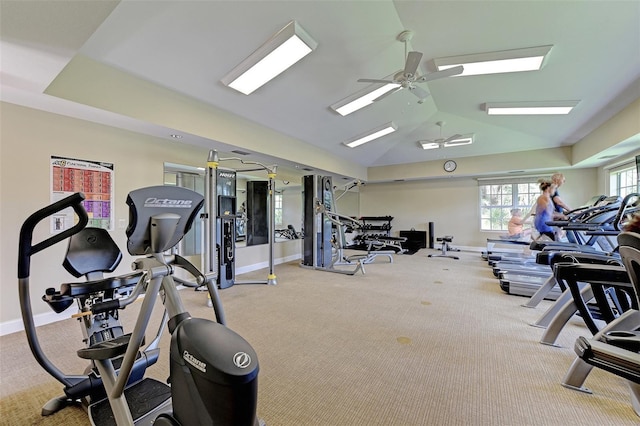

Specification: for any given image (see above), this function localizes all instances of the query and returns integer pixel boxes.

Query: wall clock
[443,160,457,172]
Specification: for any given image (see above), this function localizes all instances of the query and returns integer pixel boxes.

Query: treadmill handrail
[555,262,634,334]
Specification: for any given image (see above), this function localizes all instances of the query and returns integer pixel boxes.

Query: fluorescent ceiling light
[221,21,317,95]
[433,45,552,77]
[484,101,578,115]
[343,122,398,148]
[331,80,400,116]
[444,136,474,147]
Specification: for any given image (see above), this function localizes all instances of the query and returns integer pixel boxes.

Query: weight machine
[301,175,365,275]
[201,149,277,288]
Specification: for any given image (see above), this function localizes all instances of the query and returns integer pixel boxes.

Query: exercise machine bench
[429,236,460,260]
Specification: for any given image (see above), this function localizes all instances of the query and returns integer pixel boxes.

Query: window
[610,165,638,198]
[274,193,283,226]
[479,179,539,231]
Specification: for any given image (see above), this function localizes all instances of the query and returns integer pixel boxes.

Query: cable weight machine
[202,149,277,288]
[301,175,364,275]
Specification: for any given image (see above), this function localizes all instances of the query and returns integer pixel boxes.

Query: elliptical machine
[18,186,261,425]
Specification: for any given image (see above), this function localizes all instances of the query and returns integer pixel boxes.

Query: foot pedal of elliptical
[77,334,131,360]
[89,378,172,426]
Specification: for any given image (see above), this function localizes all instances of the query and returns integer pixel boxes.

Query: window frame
[609,164,638,198]
[274,193,283,226]
[479,178,541,232]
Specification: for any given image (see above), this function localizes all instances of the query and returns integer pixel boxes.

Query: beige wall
[335,190,360,218]
[359,168,599,248]
[572,97,640,166]
[0,102,299,331]
[0,103,200,330]
[367,147,573,182]
[0,100,636,332]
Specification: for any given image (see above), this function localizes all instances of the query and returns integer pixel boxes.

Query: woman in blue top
[535,180,557,240]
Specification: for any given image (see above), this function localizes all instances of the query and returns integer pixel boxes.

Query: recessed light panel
[221,21,317,95]
[331,83,400,116]
[485,101,578,115]
[433,45,552,76]
[343,122,398,148]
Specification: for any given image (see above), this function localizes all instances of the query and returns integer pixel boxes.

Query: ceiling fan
[419,121,473,150]
[357,30,463,103]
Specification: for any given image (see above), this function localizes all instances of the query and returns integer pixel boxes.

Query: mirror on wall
[164,162,309,249]
[236,173,303,247]
[163,164,204,256]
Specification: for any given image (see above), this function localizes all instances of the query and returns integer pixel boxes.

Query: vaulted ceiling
[2,1,639,181]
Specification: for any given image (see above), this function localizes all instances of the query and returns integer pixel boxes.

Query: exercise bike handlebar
[18,192,89,279]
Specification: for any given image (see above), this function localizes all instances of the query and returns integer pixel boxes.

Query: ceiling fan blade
[444,134,463,143]
[358,78,396,84]
[416,65,464,83]
[408,85,430,100]
[373,86,403,102]
[403,51,423,78]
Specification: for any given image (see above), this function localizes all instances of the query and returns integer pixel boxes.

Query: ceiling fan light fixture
[221,21,317,95]
[343,122,398,148]
[443,135,474,147]
[333,31,464,115]
[432,45,552,77]
[419,141,440,150]
[419,134,474,150]
[331,82,400,116]
[419,122,473,150]
[484,101,578,115]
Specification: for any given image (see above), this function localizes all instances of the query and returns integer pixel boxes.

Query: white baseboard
[424,245,484,253]
[453,245,484,253]
[0,311,69,336]
[235,253,301,275]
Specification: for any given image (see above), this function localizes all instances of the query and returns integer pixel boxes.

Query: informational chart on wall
[50,155,114,233]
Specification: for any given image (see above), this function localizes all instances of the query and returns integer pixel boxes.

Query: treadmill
[497,196,626,298]
[506,194,640,299]
[561,231,640,417]
[486,195,607,266]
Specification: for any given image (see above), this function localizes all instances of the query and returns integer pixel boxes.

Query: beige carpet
[1,249,638,425]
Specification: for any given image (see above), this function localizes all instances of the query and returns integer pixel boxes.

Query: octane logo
[183,350,207,373]
[233,352,251,369]
[144,197,193,208]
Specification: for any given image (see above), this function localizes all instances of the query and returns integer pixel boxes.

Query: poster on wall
[50,155,114,233]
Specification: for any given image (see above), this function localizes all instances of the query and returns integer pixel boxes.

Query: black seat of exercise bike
[42,227,140,311]
[43,272,141,313]
[63,227,122,278]
[60,272,142,297]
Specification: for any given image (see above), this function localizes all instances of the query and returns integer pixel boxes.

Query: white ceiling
[1,0,639,180]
